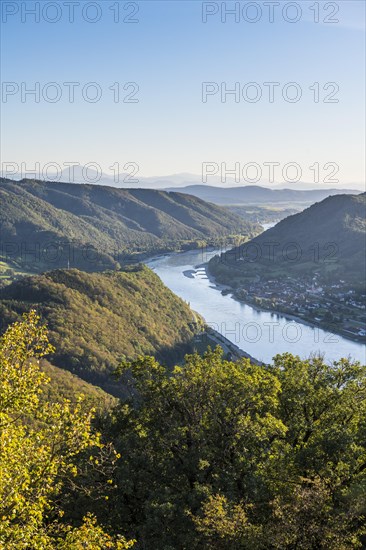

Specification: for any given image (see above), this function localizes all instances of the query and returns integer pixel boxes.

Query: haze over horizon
[1,169,364,192]
[1,1,365,186]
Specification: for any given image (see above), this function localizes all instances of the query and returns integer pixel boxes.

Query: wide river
[146,243,366,365]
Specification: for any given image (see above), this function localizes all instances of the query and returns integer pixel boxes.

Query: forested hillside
[0,178,260,274]
[0,312,135,549]
[210,193,366,285]
[40,359,117,411]
[1,315,365,549]
[0,266,200,395]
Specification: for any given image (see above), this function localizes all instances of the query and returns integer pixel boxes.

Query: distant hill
[165,185,360,206]
[0,178,259,274]
[209,193,366,285]
[0,266,201,396]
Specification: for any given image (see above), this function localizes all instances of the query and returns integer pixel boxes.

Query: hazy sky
[1,0,365,186]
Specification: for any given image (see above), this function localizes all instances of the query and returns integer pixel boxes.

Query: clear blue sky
[1,0,365,185]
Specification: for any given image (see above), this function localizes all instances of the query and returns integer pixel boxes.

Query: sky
[1,0,365,187]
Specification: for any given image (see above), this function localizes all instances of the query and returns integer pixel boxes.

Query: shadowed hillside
[0,178,260,274]
[40,359,117,410]
[208,193,366,339]
[210,193,366,285]
[0,265,201,396]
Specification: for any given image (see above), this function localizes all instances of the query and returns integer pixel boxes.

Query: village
[232,274,366,341]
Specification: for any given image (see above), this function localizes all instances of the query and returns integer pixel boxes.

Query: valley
[146,247,366,364]
[0,178,260,278]
[2,5,366,547]
[1,183,365,548]
[209,192,366,342]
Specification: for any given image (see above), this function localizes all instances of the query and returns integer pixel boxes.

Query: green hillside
[0,178,260,274]
[0,265,201,396]
[40,359,117,410]
[209,193,366,339]
[210,193,366,285]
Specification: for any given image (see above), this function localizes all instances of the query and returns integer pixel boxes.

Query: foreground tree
[266,353,366,549]
[112,348,285,547]
[111,348,366,549]
[0,311,134,549]
[2,312,364,548]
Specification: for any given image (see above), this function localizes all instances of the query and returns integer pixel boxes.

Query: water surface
[147,248,366,365]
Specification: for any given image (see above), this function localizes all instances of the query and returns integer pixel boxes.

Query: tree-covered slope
[2,314,365,549]
[210,193,366,285]
[40,359,117,411]
[0,266,200,395]
[0,312,134,548]
[107,349,366,549]
[0,178,260,273]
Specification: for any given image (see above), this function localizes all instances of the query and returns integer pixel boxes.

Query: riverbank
[187,309,263,366]
[205,263,366,346]
[203,326,264,366]
[146,248,366,364]
[145,255,264,365]
[241,300,366,344]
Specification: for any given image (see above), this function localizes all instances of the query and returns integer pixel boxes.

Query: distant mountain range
[2,168,364,191]
[0,178,259,273]
[164,185,361,205]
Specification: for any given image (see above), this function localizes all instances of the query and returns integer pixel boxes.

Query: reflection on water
[146,248,366,365]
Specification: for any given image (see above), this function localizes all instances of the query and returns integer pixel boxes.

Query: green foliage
[192,494,262,550]
[108,348,366,549]
[55,514,136,549]
[40,359,117,412]
[0,312,134,549]
[0,309,54,415]
[0,266,198,395]
[0,178,258,273]
[1,311,364,548]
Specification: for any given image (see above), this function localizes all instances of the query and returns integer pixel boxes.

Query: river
[146,246,366,365]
